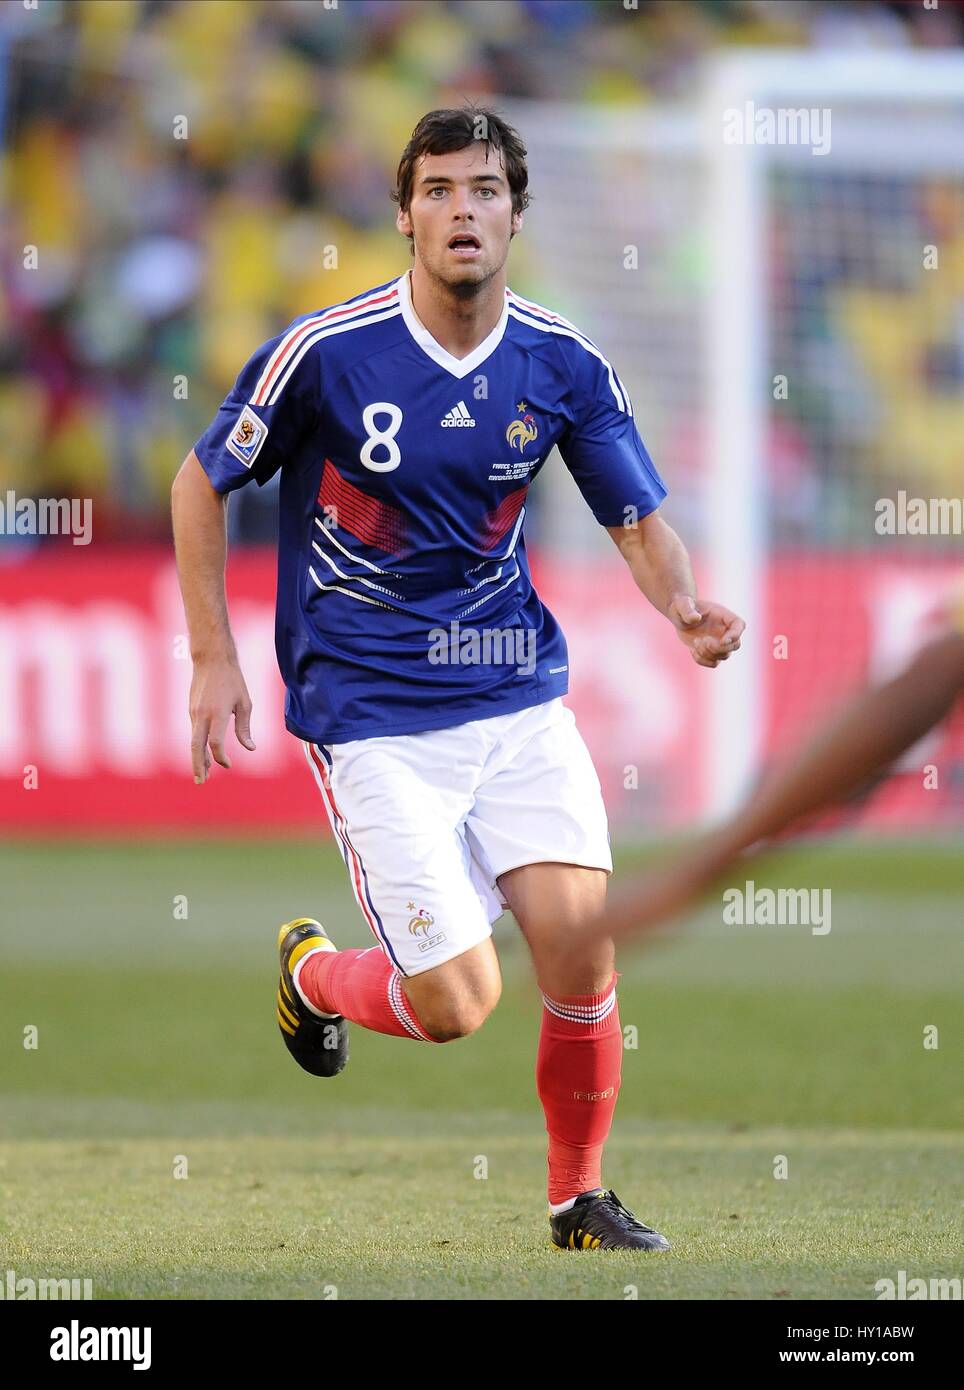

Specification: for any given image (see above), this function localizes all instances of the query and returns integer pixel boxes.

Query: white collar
[396,269,509,380]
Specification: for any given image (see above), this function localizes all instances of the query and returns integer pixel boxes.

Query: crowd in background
[1,0,961,548]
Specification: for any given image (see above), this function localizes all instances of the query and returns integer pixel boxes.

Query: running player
[171,105,744,1253]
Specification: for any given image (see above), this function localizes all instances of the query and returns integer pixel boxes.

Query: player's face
[397,144,523,289]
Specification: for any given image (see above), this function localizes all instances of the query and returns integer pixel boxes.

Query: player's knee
[425,1005,496,1042]
[406,941,501,1041]
[419,991,500,1042]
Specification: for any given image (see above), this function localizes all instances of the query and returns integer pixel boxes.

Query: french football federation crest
[406,902,446,953]
[226,404,268,467]
[407,904,435,936]
[505,400,538,453]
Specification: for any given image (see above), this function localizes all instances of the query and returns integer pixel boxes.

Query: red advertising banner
[764,554,964,828]
[0,547,704,834]
[0,548,959,834]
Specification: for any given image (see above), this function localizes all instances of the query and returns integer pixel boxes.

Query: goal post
[702,49,964,819]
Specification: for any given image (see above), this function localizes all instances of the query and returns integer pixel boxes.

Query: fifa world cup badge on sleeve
[226,404,268,467]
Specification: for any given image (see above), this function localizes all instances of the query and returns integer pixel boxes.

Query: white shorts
[302,697,613,977]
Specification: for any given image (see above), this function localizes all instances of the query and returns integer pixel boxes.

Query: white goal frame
[702,49,964,819]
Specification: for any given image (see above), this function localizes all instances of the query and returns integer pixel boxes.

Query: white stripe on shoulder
[506,288,589,341]
[506,302,630,414]
[264,304,402,407]
[251,284,400,408]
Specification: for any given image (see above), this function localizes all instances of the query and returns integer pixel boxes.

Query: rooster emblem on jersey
[505,400,538,453]
[407,904,435,936]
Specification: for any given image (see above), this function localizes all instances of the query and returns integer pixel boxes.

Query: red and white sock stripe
[541,982,617,1025]
[387,970,432,1041]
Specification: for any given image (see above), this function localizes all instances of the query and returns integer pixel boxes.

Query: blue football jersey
[193,270,667,743]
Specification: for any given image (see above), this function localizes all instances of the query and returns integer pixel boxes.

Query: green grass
[0,839,961,1299]
[1,1129,959,1300]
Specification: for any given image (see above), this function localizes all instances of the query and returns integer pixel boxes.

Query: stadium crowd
[1,0,961,546]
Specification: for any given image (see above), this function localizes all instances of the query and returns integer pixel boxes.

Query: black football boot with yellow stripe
[277,918,349,1078]
[550,1189,671,1251]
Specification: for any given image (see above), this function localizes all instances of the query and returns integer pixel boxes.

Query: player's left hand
[667,594,745,668]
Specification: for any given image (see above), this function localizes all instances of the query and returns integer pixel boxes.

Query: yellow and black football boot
[550,1189,671,1251]
[277,918,349,1077]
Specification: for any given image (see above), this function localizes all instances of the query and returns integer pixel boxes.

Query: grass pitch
[1,838,961,1300]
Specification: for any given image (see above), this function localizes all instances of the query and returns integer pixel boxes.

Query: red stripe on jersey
[480,484,527,552]
[317,460,407,554]
[252,287,399,408]
[506,290,572,328]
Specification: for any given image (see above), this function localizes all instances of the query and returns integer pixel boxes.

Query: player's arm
[173,318,317,782]
[171,449,255,783]
[715,624,964,858]
[606,510,745,668]
[555,334,743,663]
[600,623,964,945]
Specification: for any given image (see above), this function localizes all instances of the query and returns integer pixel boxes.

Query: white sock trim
[541,986,616,1024]
[387,970,432,1040]
[548,1195,579,1215]
[291,946,339,1018]
[549,1188,605,1216]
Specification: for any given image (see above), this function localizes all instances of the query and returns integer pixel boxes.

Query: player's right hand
[188,656,256,783]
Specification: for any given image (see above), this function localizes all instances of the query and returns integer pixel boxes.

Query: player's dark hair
[391,104,530,254]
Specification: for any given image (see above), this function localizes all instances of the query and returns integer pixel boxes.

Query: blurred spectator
[0,0,961,546]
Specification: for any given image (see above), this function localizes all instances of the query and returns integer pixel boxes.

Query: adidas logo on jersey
[441,401,476,428]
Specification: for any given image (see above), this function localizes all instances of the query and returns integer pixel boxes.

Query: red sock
[536,973,622,1205]
[297,946,439,1042]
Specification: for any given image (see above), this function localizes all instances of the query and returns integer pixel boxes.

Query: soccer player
[596,578,964,947]
[171,106,745,1253]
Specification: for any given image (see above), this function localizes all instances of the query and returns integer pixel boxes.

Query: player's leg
[285,730,502,1063]
[500,861,613,994]
[400,936,501,1041]
[290,927,500,1045]
[498,860,665,1249]
[498,861,619,1200]
[466,698,669,1250]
